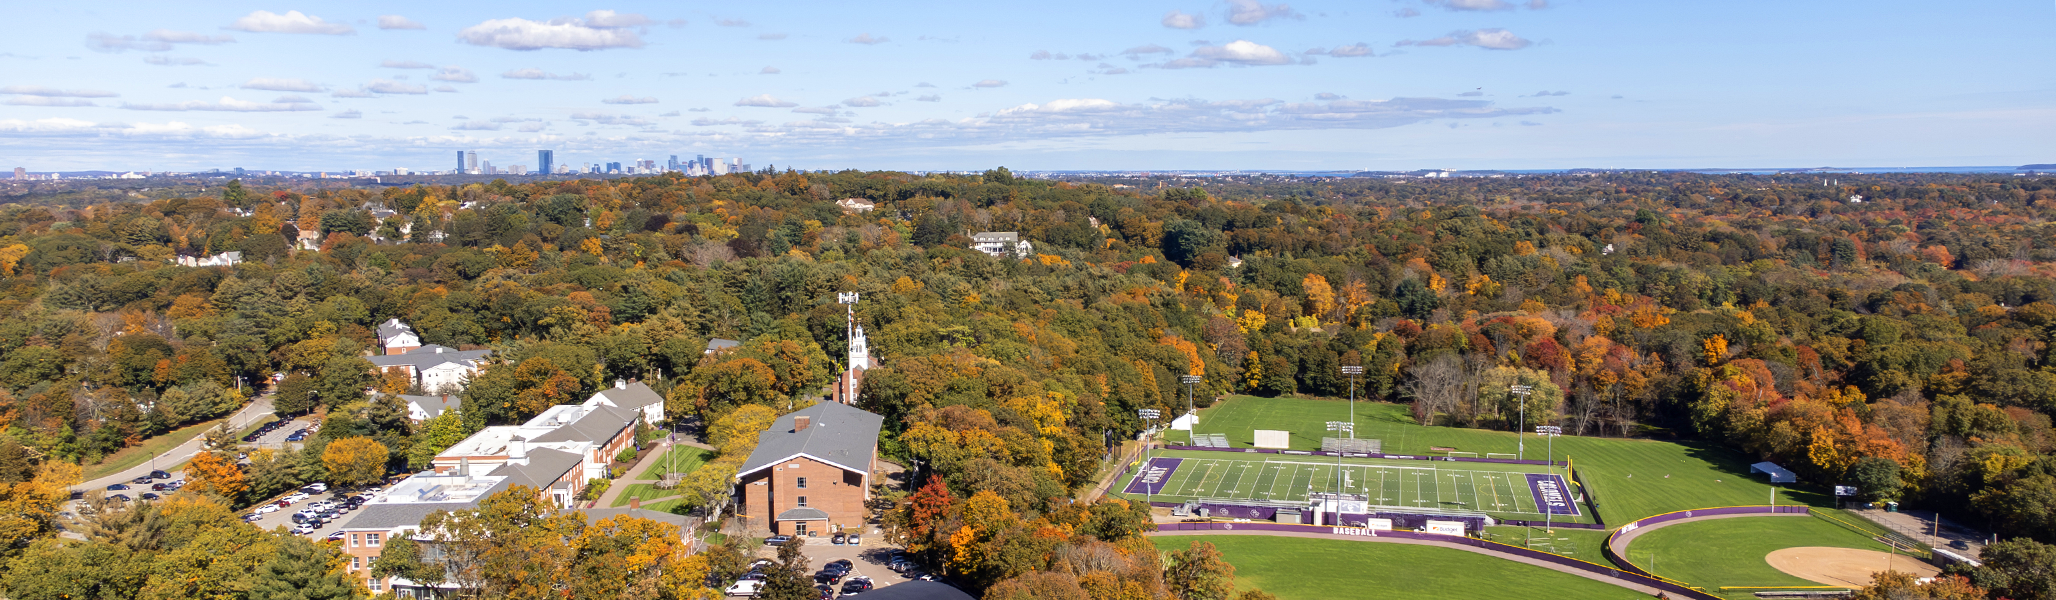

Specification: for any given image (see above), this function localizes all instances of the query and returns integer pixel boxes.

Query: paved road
[75,393,278,492]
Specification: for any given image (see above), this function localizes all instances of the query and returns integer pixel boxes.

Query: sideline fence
[1812,510,1932,560]
[1153,521,1723,600]
[1601,505,1812,594]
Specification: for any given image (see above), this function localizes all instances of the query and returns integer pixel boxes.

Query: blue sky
[2,1,2051,172]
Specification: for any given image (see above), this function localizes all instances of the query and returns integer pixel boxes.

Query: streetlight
[1509,385,1533,461]
[1340,366,1363,439]
[1536,425,1562,532]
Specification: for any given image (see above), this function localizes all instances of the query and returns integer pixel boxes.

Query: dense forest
[1,168,2055,598]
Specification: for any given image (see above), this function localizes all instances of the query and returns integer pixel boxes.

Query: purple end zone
[1124,458,1184,494]
[1525,473,1580,516]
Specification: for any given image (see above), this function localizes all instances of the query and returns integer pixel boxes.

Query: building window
[367,533,382,547]
[369,578,382,592]
[351,556,360,570]
[796,477,807,489]
[797,496,807,507]
[794,522,808,536]
[351,533,361,547]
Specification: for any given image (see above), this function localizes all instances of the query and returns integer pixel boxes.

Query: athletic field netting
[1124,455,1587,520]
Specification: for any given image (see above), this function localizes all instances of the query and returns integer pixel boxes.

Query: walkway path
[76,393,275,492]
[1148,529,1671,597]
[1080,441,1150,504]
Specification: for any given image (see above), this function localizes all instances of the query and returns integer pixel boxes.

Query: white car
[254,504,281,514]
[306,482,328,492]
[289,524,316,535]
[725,580,762,596]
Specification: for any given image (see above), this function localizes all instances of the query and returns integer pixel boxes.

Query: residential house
[366,345,490,394]
[583,379,667,424]
[174,251,242,267]
[969,231,1032,259]
[836,197,876,213]
[735,401,883,537]
[376,319,422,355]
[396,393,458,423]
[705,338,741,355]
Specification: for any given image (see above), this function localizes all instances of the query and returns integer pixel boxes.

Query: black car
[149,470,171,479]
[840,578,873,595]
[815,585,835,600]
[822,559,853,574]
[140,492,160,500]
[108,494,131,502]
[814,571,844,585]
[832,532,847,545]
[106,483,129,491]
[132,475,152,484]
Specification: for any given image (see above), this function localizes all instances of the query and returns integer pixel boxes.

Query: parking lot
[742,537,933,597]
[242,482,385,541]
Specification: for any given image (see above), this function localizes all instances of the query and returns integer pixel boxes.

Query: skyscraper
[456,151,466,172]
[11,167,23,181]
[538,150,553,177]
[466,151,479,173]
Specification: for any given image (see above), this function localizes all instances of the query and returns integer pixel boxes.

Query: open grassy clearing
[1181,397,1822,524]
[611,482,684,507]
[1152,535,1650,600]
[1481,526,1611,563]
[1625,514,1897,599]
[637,446,717,481]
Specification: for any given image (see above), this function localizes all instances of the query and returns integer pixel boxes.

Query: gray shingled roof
[971,231,1019,242]
[705,339,741,354]
[396,393,459,419]
[377,319,414,342]
[593,382,663,410]
[528,405,636,445]
[367,345,491,370]
[775,507,830,521]
[736,402,882,478]
[490,448,584,490]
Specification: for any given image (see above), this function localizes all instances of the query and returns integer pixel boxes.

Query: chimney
[630,497,640,510]
[508,438,526,460]
[795,416,811,432]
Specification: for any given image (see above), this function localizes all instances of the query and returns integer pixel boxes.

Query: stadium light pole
[1180,375,1202,419]
[1341,366,1363,439]
[1139,408,1162,503]
[1510,385,1534,461]
[1536,425,1562,533]
[1326,420,1352,517]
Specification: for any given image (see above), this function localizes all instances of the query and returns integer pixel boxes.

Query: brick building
[735,402,883,537]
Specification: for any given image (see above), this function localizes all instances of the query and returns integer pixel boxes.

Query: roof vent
[615,379,627,389]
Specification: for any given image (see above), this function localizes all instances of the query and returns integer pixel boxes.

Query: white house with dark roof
[397,393,459,423]
[970,231,1032,258]
[367,344,490,394]
[376,318,422,355]
[583,379,667,424]
[735,401,883,537]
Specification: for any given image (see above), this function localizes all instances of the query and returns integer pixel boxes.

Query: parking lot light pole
[1510,385,1534,461]
[1341,366,1363,438]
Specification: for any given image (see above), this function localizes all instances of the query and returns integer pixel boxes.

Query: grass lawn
[1481,526,1612,563]
[1185,397,1824,524]
[637,446,717,481]
[84,416,233,481]
[640,497,692,515]
[611,482,686,507]
[1626,514,1894,599]
[1152,535,1650,600]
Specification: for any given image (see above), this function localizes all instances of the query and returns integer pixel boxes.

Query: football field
[1125,453,1586,520]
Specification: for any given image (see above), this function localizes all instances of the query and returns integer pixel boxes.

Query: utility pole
[1341,366,1363,439]
[1510,385,1533,461]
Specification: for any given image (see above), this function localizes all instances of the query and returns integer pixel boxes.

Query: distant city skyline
[2,1,2052,172]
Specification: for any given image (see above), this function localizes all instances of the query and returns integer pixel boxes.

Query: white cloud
[1458,90,1484,97]
[1529,90,1569,96]
[758,33,787,40]
[87,30,234,52]
[435,85,459,93]
[1162,10,1206,29]
[792,106,837,115]
[1226,0,1301,25]
[916,95,941,102]
[973,79,1007,88]
[760,66,780,74]
[331,88,373,98]
[432,67,478,83]
[1,85,118,98]
[659,111,679,116]
[381,59,433,69]
[241,78,324,92]
[272,95,312,103]
[501,68,591,80]
[1396,28,1532,50]
[143,56,208,66]
[1329,43,1374,57]
[1121,44,1174,56]
[602,95,658,104]
[1030,50,1052,60]
[1394,7,1422,17]
[5,97,97,107]
[915,82,937,88]
[1158,40,1294,68]
[691,117,764,126]
[846,33,888,45]
[457,14,646,51]
[121,95,322,112]
[1315,92,1343,100]
[331,109,362,119]
[366,80,427,94]
[378,15,426,30]
[227,10,355,35]
[453,121,501,131]
[518,122,548,132]
[717,19,751,27]
[735,94,798,107]
[1424,0,1515,11]
[0,117,99,134]
[569,111,653,126]
[843,96,880,107]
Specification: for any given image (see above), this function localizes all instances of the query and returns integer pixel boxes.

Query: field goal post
[1485,453,1519,460]
[1444,451,1479,459]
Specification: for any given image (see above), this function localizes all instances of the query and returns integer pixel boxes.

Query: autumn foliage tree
[183,451,248,501]
[321,437,389,488]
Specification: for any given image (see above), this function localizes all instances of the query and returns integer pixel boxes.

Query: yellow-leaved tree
[322,437,390,488]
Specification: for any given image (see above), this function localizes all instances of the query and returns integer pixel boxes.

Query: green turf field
[1153,535,1650,600]
[1482,526,1610,563]
[1132,450,1592,522]
[1179,397,1823,524]
[637,446,717,480]
[1624,513,1897,599]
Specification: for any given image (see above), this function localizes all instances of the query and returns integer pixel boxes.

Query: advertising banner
[1423,520,1466,535]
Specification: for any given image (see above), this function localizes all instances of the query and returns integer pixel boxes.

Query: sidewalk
[76,393,275,491]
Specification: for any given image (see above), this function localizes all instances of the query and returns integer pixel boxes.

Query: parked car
[132,475,152,484]
[140,492,160,500]
[148,470,171,479]
[845,533,861,545]
[108,494,131,502]
[813,571,843,585]
[832,532,847,545]
[304,483,328,493]
[724,580,763,596]
[822,559,853,574]
[815,585,835,599]
[243,513,263,522]
[763,535,793,546]
[106,483,129,491]
[839,577,873,595]
[255,504,281,514]
[325,531,347,542]
[289,524,316,535]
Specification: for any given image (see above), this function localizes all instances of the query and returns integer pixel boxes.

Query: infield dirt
[1764,546,1939,587]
